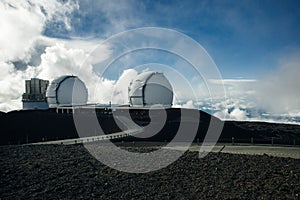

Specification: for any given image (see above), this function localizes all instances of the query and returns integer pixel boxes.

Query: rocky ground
[0,144,299,199]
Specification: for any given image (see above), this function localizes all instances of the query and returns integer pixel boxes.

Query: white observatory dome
[128,72,173,107]
[46,75,88,108]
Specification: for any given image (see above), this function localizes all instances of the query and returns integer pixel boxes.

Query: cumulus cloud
[0,61,41,111]
[255,52,300,114]
[112,69,138,105]
[214,108,248,121]
[36,43,111,103]
[206,78,256,119]
[181,100,196,109]
[173,100,196,109]
[0,0,78,62]
[208,62,300,124]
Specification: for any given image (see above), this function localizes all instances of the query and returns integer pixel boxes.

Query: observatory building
[46,75,88,108]
[128,72,173,107]
[22,78,49,110]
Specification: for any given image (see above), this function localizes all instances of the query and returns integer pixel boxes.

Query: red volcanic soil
[1,144,299,199]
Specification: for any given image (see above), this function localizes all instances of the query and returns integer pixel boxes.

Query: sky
[0,0,300,123]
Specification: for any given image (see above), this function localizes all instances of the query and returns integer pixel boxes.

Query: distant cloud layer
[255,52,300,114]
[210,53,300,124]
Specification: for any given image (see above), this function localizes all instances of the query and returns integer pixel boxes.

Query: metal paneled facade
[22,78,49,110]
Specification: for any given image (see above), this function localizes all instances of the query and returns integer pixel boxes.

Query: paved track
[31,129,142,145]
[30,113,300,159]
[164,144,300,159]
[32,116,144,145]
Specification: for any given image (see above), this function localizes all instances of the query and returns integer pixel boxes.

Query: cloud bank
[255,52,300,115]
[209,53,300,124]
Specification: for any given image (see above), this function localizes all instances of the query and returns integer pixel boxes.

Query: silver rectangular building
[22,78,49,110]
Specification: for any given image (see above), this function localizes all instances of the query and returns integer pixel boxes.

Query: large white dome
[128,72,173,107]
[46,75,88,107]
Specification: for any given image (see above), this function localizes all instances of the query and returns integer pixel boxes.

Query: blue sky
[43,0,300,79]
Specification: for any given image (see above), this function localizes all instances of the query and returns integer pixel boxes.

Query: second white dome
[128,72,173,107]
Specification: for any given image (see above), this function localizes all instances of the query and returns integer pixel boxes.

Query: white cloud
[255,52,300,114]
[209,78,256,97]
[35,43,118,105]
[0,2,43,61]
[0,61,41,111]
[223,108,248,121]
[205,74,300,124]
[209,79,256,84]
[182,100,196,109]
[0,0,78,62]
[112,69,138,105]
[173,100,196,109]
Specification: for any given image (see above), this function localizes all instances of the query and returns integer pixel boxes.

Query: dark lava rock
[1,108,300,145]
[0,144,299,199]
